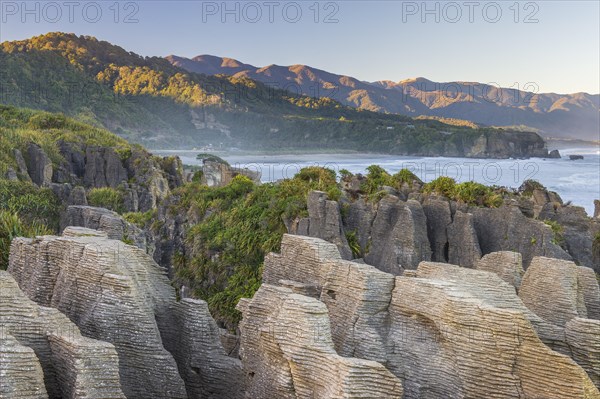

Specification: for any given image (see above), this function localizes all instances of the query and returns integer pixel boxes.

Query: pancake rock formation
[246,234,600,398]
[0,270,125,399]
[7,227,243,399]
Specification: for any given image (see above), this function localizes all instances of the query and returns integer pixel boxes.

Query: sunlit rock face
[236,284,404,399]
[8,227,243,399]
[245,234,600,398]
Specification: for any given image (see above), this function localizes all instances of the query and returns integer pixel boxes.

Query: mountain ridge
[168,54,600,141]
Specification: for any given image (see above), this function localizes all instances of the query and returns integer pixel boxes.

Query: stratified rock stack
[236,284,403,399]
[471,205,571,267]
[249,234,600,398]
[0,271,125,399]
[306,191,353,260]
[364,196,430,273]
[519,257,598,327]
[8,227,243,399]
[60,206,146,250]
[475,251,524,290]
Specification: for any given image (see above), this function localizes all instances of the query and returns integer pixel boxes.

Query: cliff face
[243,234,600,398]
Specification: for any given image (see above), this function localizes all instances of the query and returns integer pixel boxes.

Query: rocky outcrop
[253,235,600,398]
[519,257,600,327]
[364,196,430,273]
[26,143,53,186]
[201,160,261,188]
[13,148,31,181]
[306,191,352,260]
[471,205,571,267]
[236,284,403,399]
[552,205,596,269]
[447,210,481,267]
[8,228,243,399]
[83,146,128,188]
[566,318,600,388]
[549,149,562,158]
[475,251,524,290]
[60,206,146,250]
[0,270,125,399]
[422,197,452,262]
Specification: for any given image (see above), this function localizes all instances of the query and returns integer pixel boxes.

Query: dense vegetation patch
[87,187,125,213]
[0,180,61,269]
[423,177,503,207]
[170,167,340,329]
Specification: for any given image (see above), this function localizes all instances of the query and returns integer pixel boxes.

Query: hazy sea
[157,143,600,216]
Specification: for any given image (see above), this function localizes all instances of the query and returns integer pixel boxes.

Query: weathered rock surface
[447,209,481,267]
[26,143,53,187]
[60,205,146,250]
[255,234,600,398]
[475,251,524,290]
[390,274,598,398]
[519,257,599,327]
[306,191,352,260]
[471,205,571,267]
[422,197,452,262]
[0,270,125,399]
[83,146,128,188]
[553,205,596,269]
[566,318,600,388]
[236,284,403,399]
[8,228,243,399]
[201,160,261,188]
[364,196,431,273]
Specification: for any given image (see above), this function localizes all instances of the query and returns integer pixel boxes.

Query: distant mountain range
[0,33,561,158]
[167,55,600,141]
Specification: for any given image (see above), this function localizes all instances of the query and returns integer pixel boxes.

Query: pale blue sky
[1,1,599,94]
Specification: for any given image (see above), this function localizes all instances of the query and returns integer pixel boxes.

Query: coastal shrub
[392,168,421,186]
[362,165,392,195]
[453,181,503,207]
[339,168,353,181]
[123,210,155,228]
[346,230,362,258]
[0,211,52,270]
[0,180,61,228]
[87,187,125,213]
[423,176,456,198]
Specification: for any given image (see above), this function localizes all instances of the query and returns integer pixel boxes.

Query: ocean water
[157,145,600,216]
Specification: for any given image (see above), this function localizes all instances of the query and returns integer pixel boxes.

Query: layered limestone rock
[8,228,243,399]
[83,146,128,188]
[519,257,599,327]
[422,197,452,262]
[26,143,53,187]
[389,275,598,399]
[471,205,571,267]
[60,205,146,250]
[0,271,125,399]
[236,284,403,399]
[256,235,600,398]
[475,251,524,290]
[306,191,352,260]
[447,210,481,267]
[363,196,430,273]
[567,318,600,388]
